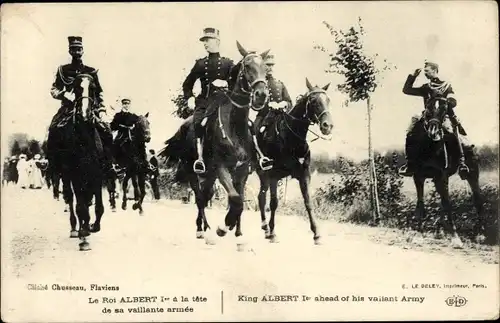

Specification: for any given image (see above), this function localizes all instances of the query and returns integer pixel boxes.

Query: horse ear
[144,112,149,118]
[236,41,248,57]
[260,49,270,59]
[306,78,314,91]
[322,83,331,91]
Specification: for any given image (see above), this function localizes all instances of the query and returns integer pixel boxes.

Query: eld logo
[445,295,468,307]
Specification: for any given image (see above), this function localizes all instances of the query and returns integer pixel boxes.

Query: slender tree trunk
[367,97,381,223]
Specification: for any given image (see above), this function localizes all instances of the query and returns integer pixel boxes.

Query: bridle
[423,97,447,139]
[226,53,269,110]
[282,89,332,142]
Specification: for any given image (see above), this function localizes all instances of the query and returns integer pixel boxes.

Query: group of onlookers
[2,154,48,189]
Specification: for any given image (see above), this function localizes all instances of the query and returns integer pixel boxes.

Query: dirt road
[2,186,498,321]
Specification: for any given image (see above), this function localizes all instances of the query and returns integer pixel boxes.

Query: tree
[170,88,193,120]
[11,141,21,156]
[28,139,42,157]
[315,17,396,224]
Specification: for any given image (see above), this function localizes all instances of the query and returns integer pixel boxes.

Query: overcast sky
[1,2,498,160]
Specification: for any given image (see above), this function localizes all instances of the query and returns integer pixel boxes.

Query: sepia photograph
[1,1,499,321]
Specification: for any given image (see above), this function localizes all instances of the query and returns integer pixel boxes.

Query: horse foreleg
[216,166,241,237]
[299,170,321,244]
[189,175,206,238]
[258,174,271,238]
[121,174,130,210]
[268,178,279,243]
[91,184,104,233]
[466,174,486,243]
[435,177,463,248]
[106,175,117,212]
[232,170,249,238]
[134,172,146,215]
[412,176,426,234]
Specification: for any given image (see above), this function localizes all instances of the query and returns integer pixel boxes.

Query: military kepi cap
[68,36,83,48]
[264,53,275,65]
[121,98,131,104]
[424,60,439,70]
[200,28,220,41]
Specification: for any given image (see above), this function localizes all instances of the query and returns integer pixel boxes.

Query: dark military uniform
[182,52,234,138]
[48,37,114,179]
[254,75,293,133]
[110,110,139,166]
[49,62,106,128]
[401,71,469,175]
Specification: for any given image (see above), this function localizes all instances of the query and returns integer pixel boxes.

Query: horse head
[292,78,334,135]
[72,73,97,121]
[423,97,448,142]
[135,112,151,143]
[233,41,270,110]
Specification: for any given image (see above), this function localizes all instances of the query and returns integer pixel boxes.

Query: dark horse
[254,79,334,244]
[407,97,485,248]
[159,41,269,246]
[117,113,151,214]
[46,73,106,251]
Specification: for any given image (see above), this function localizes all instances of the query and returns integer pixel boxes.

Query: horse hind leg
[465,172,486,244]
[268,179,279,243]
[107,176,117,212]
[299,171,321,245]
[90,187,104,233]
[435,177,463,249]
[121,174,129,210]
[258,175,271,238]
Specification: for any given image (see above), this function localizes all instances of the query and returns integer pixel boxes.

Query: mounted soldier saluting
[182,27,234,174]
[251,53,293,170]
[48,36,114,178]
[110,97,139,167]
[399,60,470,177]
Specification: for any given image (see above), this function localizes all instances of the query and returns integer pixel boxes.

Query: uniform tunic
[254,75,293,130]
[182,53,234,136]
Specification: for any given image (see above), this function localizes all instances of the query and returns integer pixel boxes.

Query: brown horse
[159,41,270,246]
[253,79,334,244]
[407,97,485,248]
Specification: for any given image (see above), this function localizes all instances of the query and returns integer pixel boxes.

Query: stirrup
[259,157,273,171]
[193,159,206,174]
[458,163,469,179]
[398,164,414,177]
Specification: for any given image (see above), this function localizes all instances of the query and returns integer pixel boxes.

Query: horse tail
[158,117,193,168]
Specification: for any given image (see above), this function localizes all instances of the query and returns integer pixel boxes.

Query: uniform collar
[71,58,84,68]
[266,74,274,81]
[208,52,221,58]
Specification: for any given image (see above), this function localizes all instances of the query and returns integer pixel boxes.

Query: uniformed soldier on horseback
[182,27,234,174]
[399,61,470,177]
[250,53,293,170]
[110,98,139,167]
[48,36,114,177]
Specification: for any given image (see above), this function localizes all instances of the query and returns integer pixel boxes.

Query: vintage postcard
[1,1,499,322]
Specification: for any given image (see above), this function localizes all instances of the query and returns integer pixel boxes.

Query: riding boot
[193,137,206,174]
[252,134,273,171]
[398,135,418,176]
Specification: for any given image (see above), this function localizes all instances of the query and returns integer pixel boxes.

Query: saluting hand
[413,68,422,77]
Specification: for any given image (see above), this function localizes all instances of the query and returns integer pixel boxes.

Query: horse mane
[228,61,242,90]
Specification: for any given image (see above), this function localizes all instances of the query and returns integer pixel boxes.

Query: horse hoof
[313,236,322,245]
[204,230,217,245]
[451,236,464,249]
[196,231,204,239]
[70,230,79,238]
[112,207,116,213]
[475,234,486,244]
[90,223,100,233]
[79,241,91,251]
[269,234,279,243]
[261,221,268,231]
[264,231,272,239]
[121,203,127,210]
[79,230,90,238]
[216,226,227,237]
[132,204,138,210]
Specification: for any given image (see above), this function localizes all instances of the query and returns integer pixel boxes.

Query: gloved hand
[187,97,196,109]
[268,101,279,109]
[277,101,288,109]
[212,79,228,88]
[63,91,75,102]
